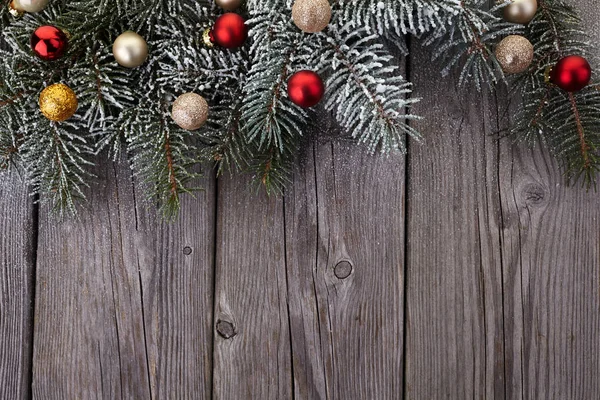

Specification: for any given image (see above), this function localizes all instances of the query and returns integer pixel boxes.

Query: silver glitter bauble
[215,0,242,11]
[113,31,148,68]
[13,0,49,12]
[291,0,331,33]
[503,0,537,24]
[172,93,209,131]
[495,35,534,74]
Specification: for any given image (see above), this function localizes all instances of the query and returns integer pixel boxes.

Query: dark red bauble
[550,55,592,92]
[210,13,248,49]
[31,25,68,61]
[287,70,325,108]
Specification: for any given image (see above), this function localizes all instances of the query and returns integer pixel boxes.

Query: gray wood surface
[2,1,600,398]
[0,172,35,399]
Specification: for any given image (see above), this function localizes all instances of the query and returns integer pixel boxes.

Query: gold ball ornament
[495,35,534,74]
[12,0,49,12]
[171,93,209,131]
[113,31,148,68]
[39,83,78,122]
[215,0,243,11]
[292,0,332,33]
[503,0,538,24]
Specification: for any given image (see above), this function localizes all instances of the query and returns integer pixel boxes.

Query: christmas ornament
[12,0,49,13]
[8,1,23,17]
[503,0,537,25]
[171,93,209,131]
[287,70,325,108]
[31,25,68,61]
[204,13,248,49]
[113,31,148,68]
[215,0,243,11]
[39,83,78,122]
[550,55,592,92]
[292,0,332,33]
[495,35,534,74]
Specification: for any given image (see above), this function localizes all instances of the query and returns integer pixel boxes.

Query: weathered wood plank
[499,1,600,398]
[404,47,506,398]
[0,171,35,399]
[284,136,406,399]
[31,156,216,399]
[212,174,292,400]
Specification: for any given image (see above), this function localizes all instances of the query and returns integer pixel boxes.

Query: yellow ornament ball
[39,83,78,122]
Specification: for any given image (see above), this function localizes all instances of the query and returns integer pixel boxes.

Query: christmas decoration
[292,0,332,33]
[206,13,248,49]
[8,1,23,17]
[287,70,325,108]
[495,35,534,74]
[215,0,243,11]
[12,0,49,13]
[39,83,78,122]
[0,0,599,218]
[550,55,592,93]
[503,0,537,24]
[112,31,148,68]
[30,25,68,61]
[172,93,209,131]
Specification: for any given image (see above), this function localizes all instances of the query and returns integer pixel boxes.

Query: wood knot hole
[183,246,193,255]
[216,320,236,339]
[523,183,546,205]
[334,261,353,279]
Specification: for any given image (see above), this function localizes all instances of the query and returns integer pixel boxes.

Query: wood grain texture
[212,173,292,400]
[404,47,506,398]
[0,171,35,399]
[284,135,406,399]
[499,2,600,398]
[31,156,216,399]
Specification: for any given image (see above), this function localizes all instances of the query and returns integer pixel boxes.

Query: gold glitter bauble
[495,35,534,74]
[172,93,209,131]
[39,83,78,122]
[113,31,148,68]
[503,0,537,24]
[292,0,331,33]
[215,0,242,11]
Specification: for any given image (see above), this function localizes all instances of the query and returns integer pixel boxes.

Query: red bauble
[31,25,68,61]
[550,55,592,92]
[209,13,248,49]
[287,70,325,108]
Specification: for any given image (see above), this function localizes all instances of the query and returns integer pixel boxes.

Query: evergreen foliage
[0,0,597,217]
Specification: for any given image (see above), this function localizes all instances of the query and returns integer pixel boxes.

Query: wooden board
[30,155,216,399]
[0,171,35,399]
[499,1,600,398]
[284,137,406,399]
[404,44,506,399]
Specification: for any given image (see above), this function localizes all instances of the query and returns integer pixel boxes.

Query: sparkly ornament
[215,0,243,11]
[205,13,248,49]
[113,31,148,68]
[503,0,537,24]
[550,55,592,93]
[13,0,49,13]
[31,25,69,61]
[39,83,78,122]
[292,0,331,33]
[172,93,209,131]
[495,35,534,74]
[287,70,325,108]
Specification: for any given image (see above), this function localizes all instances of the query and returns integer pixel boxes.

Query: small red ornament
[30,25,68,61]
[209,13,248,49]
[287,70,325,108]
[550,55,592,92]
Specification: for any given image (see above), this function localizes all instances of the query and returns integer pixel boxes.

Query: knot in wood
[334,261,353,279]
[522,183,547,205]
[216,320,236,339]
[183,246,193,255]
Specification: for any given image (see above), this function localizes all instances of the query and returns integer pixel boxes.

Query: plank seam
[210,171,219,400]
[28,194,39,399]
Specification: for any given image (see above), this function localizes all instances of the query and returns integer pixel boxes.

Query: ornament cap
[203,28,215,48]
[8,1,23,17]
